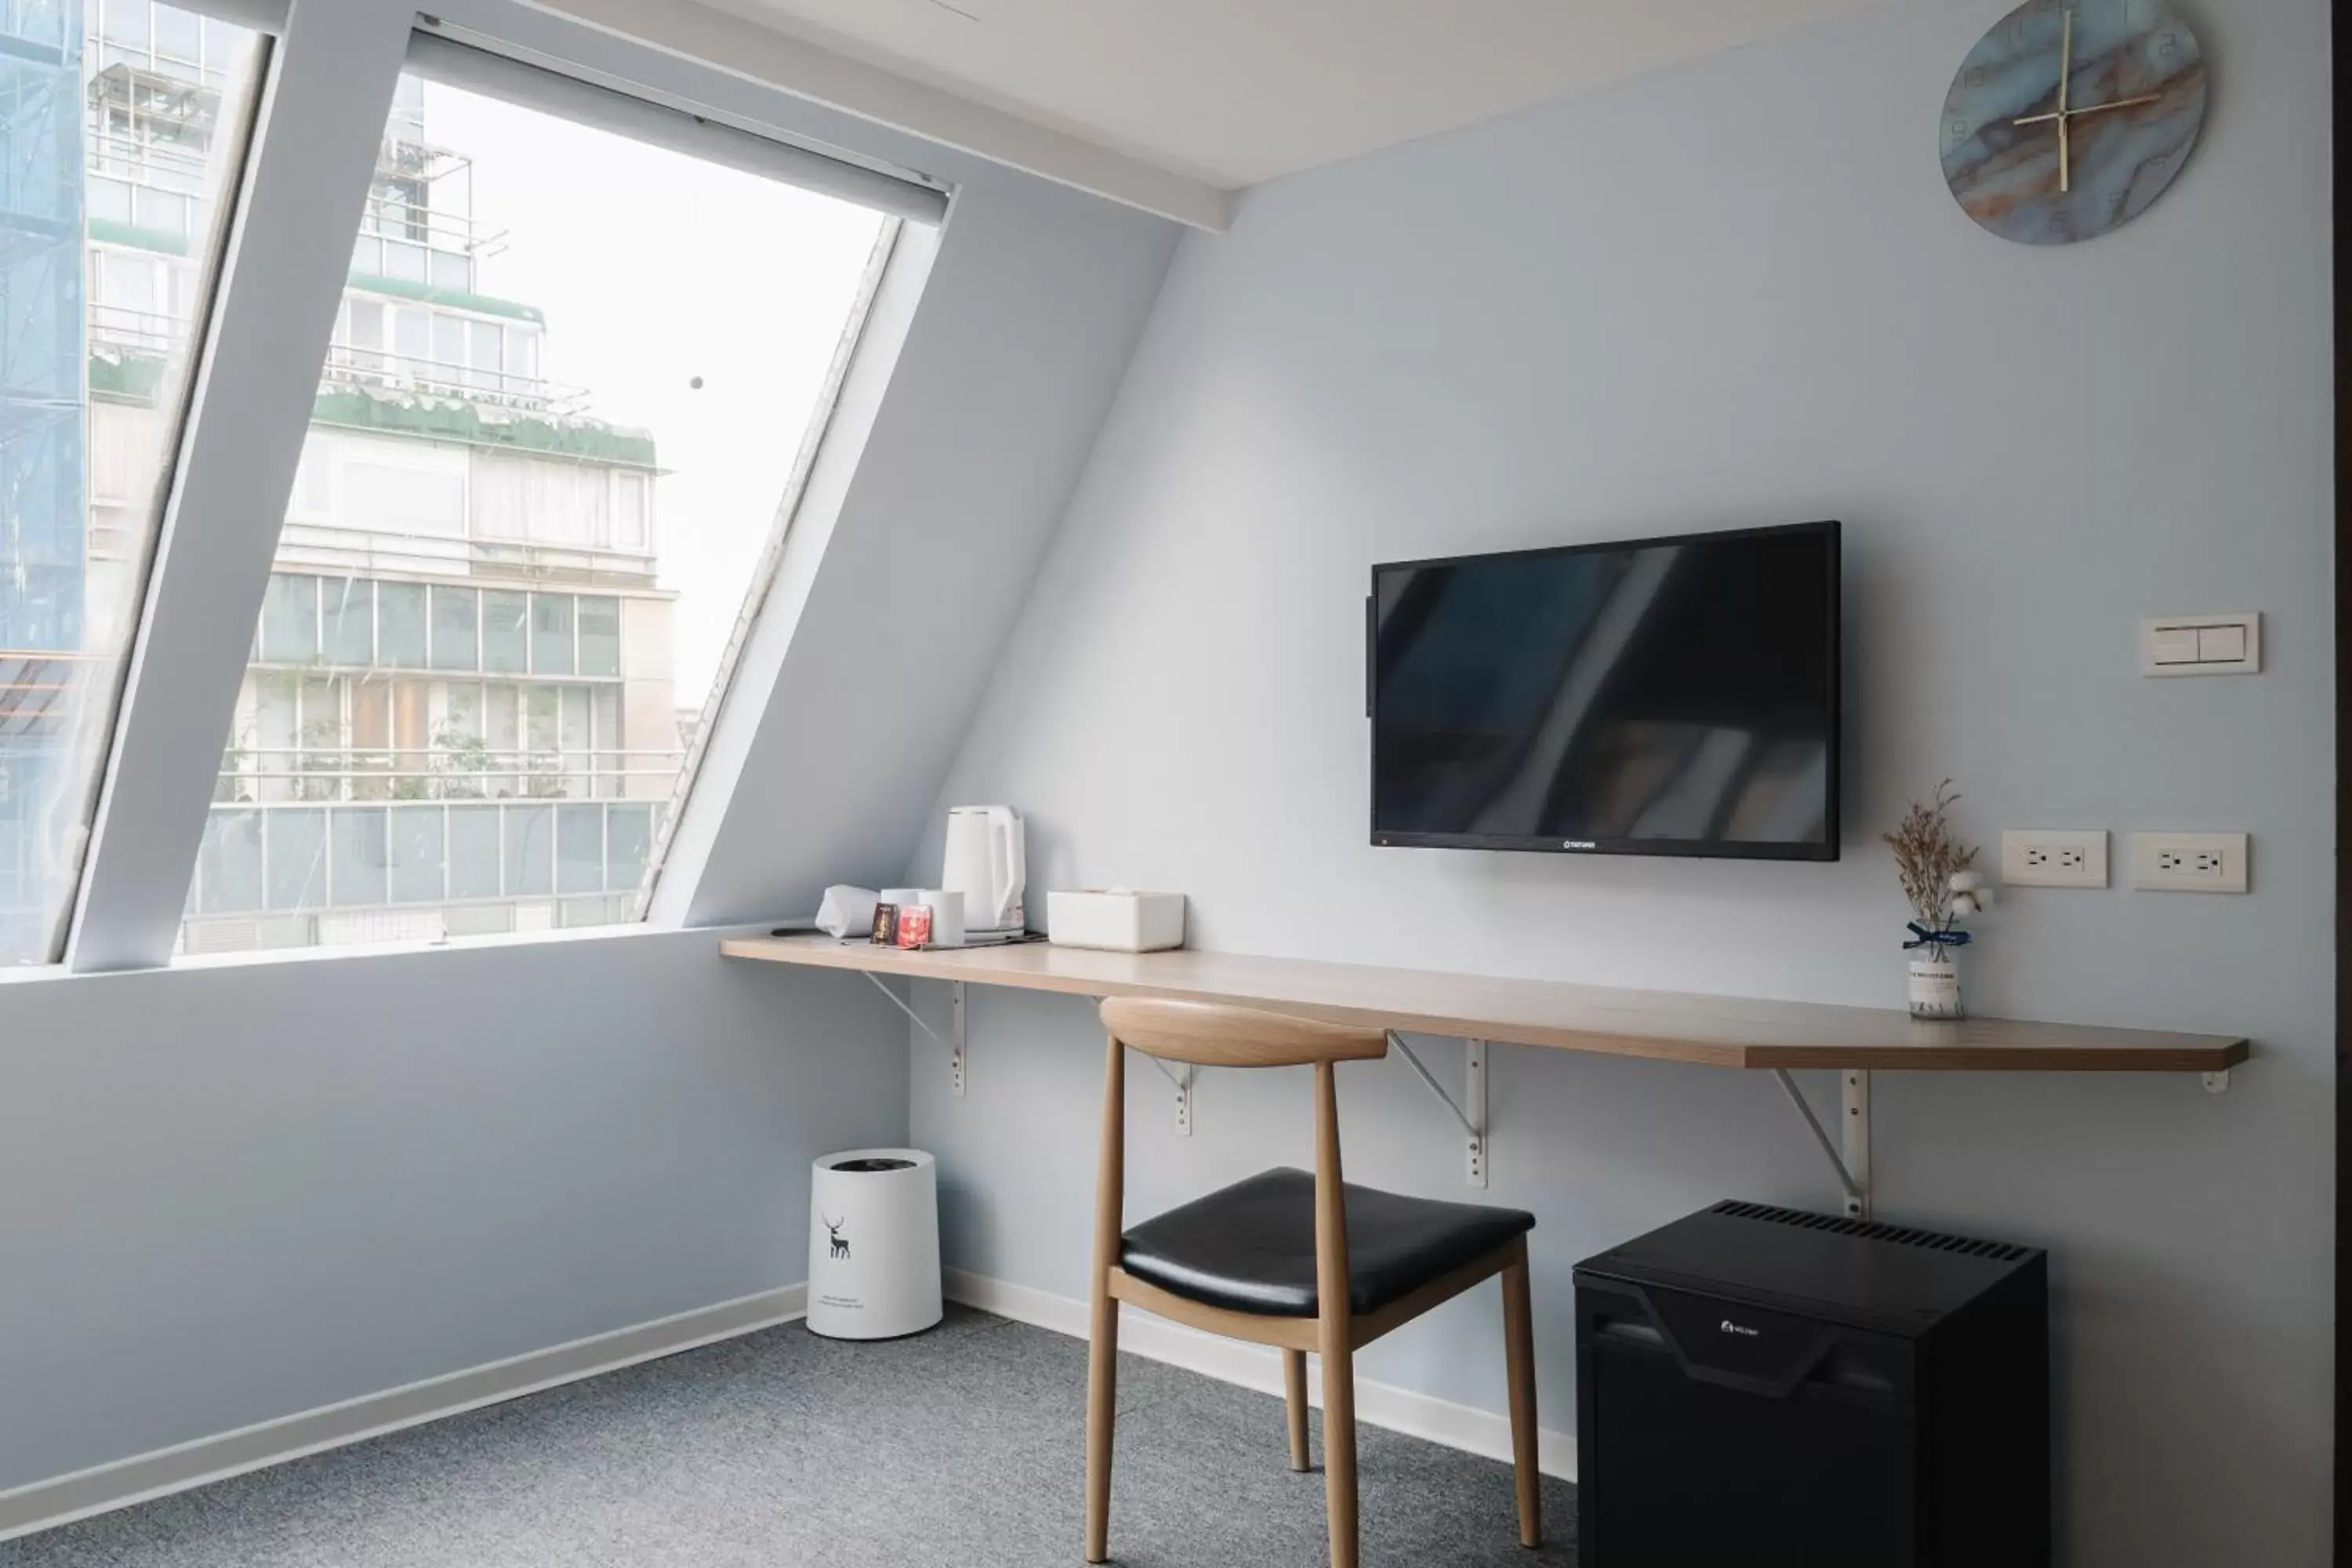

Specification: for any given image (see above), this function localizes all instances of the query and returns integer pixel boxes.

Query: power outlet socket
[2001,829,2108,888]
[2131,832,2249,894]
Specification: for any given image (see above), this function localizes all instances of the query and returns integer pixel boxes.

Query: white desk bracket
[864,975,965,1096]
[2202,1069,2231,1094]
[1143,1053,1196,1135]
[1771,1068,1869,1219]
[1390,1033,1488,1188]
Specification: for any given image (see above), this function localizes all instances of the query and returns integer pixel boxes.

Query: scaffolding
[0,0,85,958]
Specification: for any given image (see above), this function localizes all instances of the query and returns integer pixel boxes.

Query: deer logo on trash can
[822,1214,850,1261]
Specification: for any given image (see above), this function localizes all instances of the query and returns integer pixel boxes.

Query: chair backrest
[1100,996,1389,1069]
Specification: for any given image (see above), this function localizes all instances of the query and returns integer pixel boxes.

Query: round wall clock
[1940,0,2207,245]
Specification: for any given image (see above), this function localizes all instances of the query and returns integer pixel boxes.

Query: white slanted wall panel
[909,1,2333,1563]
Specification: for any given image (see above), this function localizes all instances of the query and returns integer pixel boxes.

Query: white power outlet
[2130,832,2249,894]
[2001,829,2108,888]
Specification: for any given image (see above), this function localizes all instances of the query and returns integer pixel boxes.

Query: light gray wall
[0,933,905,1492]
[912,0,2336,1562]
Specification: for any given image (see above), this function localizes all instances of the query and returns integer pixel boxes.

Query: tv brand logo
[1719,1319,1760,1338]
[1561,840,1597,851]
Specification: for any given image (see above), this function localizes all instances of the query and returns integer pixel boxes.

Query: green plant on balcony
[296,717,344,803]
[430,725,491,800]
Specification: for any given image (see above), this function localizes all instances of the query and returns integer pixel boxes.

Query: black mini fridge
[1574,1200,2048,1568]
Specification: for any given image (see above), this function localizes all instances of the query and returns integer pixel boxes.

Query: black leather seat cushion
[1120,1167,1534,1318]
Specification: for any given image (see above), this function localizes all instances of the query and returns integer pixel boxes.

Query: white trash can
[807,1148,942,1340]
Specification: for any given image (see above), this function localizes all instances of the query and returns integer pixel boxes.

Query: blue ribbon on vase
[1904,921,1972,953]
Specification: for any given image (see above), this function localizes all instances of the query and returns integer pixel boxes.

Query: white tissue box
[1046,890,1185,953]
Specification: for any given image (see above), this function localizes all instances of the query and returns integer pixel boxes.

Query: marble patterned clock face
[1941,0,2206,245]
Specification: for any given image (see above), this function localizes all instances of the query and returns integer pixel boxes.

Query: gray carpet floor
[5,1307,1577,1566]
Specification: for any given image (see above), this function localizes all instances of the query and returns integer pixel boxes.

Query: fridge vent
[1711,1200,2032,1263]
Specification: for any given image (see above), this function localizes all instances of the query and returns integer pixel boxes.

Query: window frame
[67,0,951,971]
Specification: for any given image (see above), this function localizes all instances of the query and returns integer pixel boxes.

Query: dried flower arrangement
[1883,779,1986,959]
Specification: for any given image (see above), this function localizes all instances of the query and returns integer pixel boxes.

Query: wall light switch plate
[2142,613,2260,676]
[2001,829,2108,888]
[2130,832,2249,894]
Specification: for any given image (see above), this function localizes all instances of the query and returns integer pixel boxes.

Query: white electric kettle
[941,806,1025,935]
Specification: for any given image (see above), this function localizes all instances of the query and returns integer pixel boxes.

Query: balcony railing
[88,305,590,418]
[319,341,590,418]
[218,744,684,804]
[186,795,669,924]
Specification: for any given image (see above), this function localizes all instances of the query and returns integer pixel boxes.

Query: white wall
[913,0,2336,1562]
[0,932,905,1493]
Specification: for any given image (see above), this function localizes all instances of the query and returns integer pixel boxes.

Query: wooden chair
[1084,996,1540,1568]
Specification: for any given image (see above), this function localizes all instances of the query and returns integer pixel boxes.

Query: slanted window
[176,46,902,953]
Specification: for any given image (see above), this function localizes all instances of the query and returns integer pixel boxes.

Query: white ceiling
[704,0,1876,190]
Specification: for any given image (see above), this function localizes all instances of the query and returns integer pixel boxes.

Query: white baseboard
[0,1284,807,1544]
[944,1269,1576,1481]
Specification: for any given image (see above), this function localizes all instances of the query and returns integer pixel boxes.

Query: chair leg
[1318,1320,1359,1568]
[1283,1348,1312,1472]
[1501,1243,1541,1549]
[1083,1287,1118,1562]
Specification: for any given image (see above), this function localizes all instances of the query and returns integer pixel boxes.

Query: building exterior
[0,1,685,959]
[0,0,90,963]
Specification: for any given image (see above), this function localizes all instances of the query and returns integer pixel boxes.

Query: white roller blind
[405,31,949,226]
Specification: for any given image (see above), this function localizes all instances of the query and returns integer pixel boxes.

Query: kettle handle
[989,812,1023,927]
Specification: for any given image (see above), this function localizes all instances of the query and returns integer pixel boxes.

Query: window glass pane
[591,684,619,798]
[556,804,603,895]
[484,683,519,792]
[530,593,573,676]
[194,809,262,914]
[448,805,501,899]
[153,5,198,65]
[265,810,327,911]
[342,438,466,538]
[389,806,443,902]
[430,586,477,670]
[559,687,590,797]
[578,595,619,677]
[107,1,151,49]
[377,581,426,668]
[393,307,429,365]
[483,589,528,671]
[330,807,388,906]
[321,577,372,664]
[173,60,888,956]
[258,573,318,663]
[504,803,552,896]
[608,804,653,891]
[613,472,649,551]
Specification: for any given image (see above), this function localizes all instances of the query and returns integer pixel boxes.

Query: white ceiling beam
[524,0,1232,232]
[66,0,416,973]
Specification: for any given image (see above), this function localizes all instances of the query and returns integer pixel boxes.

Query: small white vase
[1907,953,1964,1020]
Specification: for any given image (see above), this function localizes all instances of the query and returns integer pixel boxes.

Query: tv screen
[1370,521,1839,860]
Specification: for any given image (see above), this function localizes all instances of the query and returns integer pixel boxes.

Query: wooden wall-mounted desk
[720,934,2250,1216]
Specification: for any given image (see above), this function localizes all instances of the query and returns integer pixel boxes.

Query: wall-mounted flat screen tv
[1370,520,1840,861]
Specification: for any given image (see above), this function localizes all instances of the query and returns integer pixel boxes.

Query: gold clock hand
[2070,90,2165,118]
[2058,7,2073,114]
[2017,92,2163,125]
[2057,7,2074,191]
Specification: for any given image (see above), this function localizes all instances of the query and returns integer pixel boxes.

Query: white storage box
[807,1149,942,1341]
[1046,889,1185,953]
